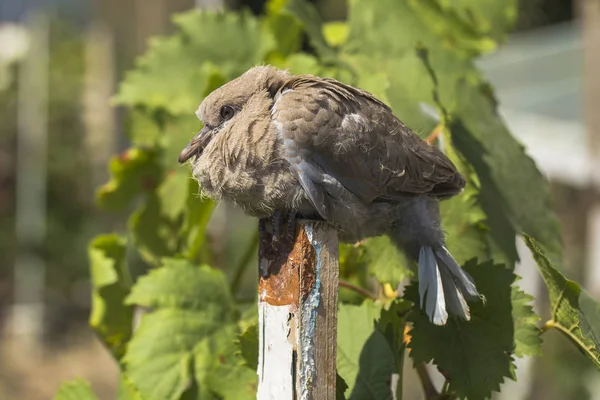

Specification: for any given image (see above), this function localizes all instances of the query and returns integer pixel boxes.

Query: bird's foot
[270,210,297,244]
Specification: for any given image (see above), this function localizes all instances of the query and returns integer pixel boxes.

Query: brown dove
[179,65,480,325]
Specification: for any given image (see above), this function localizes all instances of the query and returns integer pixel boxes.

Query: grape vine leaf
[237,323,259,371]
[512,280,542,358]
[115,10,273,114]
[96,147,161,212]
[88,234,133,360]
[525,235,600,368]
[337,301,396,399]
[361,236,412,287]
[128,194,178,265]
[427,0,518,41]
[337,372,349,400]
[53,379,99,400]
[117,374,144,400]
[123,260,242,400]
[125,258,234,315]
[406,260,539,399]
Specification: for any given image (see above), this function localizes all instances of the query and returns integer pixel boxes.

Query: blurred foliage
[0,18,106,339]
[49,0,600,399]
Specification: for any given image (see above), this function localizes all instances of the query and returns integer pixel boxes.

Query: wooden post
[257,220,339,400]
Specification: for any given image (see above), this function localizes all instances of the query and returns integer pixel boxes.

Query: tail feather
[418,247,448,325]
[438,264,470,321]
[435,246,479,299]
[418,246,480,325]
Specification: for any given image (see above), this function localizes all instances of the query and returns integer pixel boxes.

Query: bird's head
[178,65,291,164]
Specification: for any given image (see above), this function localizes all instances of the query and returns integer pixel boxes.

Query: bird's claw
[269,210,297,244]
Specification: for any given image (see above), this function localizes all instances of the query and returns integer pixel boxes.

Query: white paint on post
[257,220,339,400]
[257,304,295,399]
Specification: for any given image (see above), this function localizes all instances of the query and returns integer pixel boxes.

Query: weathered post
[257,220,339,400]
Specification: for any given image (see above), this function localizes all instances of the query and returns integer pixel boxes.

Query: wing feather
[272,75,464,220]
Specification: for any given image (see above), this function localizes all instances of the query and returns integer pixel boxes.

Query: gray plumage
[179,65,480,325]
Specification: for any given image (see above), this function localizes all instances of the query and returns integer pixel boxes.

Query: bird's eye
[220,105,235,121]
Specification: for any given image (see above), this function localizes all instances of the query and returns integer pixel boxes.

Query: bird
[178,65,480,325]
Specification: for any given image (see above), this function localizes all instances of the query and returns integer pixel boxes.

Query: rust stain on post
[258,226,316,307]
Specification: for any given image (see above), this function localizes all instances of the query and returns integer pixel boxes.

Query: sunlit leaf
[157,170,190,221]
[525,235,600,368]
[125,259,234,315]
[337,301,395,398]
[88,234,133,360]
[323,22,349,47]
[115,9,274,114]
[128,194,178,264]
[427,0,518,41]
[361,236,411,287]
[512,281,542,358]
[53,379,99,400]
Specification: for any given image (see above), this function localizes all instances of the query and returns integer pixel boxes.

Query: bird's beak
[178,125,212,164]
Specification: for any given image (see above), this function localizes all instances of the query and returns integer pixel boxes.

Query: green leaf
[337,372,349,400]
[237,323,259,371]
[126,259,234,316]
[115,9,274,114]
[348,330,395,400]
[323,22,349,47]
[124,309,233,400]
[361,236,411,287]
[525,235,600,368]
[205,356,257,400]
[160,115,204,170]
[53,379,99,400]
[512,281,542,358]
[406,260,515,399]
[337,301,395,398]
[376,299,413,397]
[451,81,562,267]
[343,0,494,59]
[157,169,190,221]
[96,147,162,211]
[284,0,337,59]
[117,374,144,400]
[428,0,518,41]
[440,179,490,266]
[88,234,133,360]
[265,0,303,57]
[128,194,178,264]
[182,178,216,262]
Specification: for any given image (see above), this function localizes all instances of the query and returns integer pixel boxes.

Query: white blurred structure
[477,17,600,400]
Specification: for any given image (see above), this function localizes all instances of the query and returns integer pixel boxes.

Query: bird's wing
[271,75,465,220]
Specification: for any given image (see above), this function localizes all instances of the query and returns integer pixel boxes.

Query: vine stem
[416,363,439,400]
[230,231,259,294]
[541,319,556,333]
[339,280,378,300]
[425,123,443,144]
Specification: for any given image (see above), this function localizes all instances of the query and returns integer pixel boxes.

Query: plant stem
[541,319,555,333]
[425,123,443,144]
[230,231,259,294]
[416,363,439,400]
[339,280,378,300]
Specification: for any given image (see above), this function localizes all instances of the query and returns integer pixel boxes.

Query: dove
[178,65,480,325]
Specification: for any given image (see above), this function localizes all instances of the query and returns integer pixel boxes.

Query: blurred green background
[1,0,599,399]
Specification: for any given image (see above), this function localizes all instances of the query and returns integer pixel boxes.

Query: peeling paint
[258,224,315,307]
[299,225,321,400]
